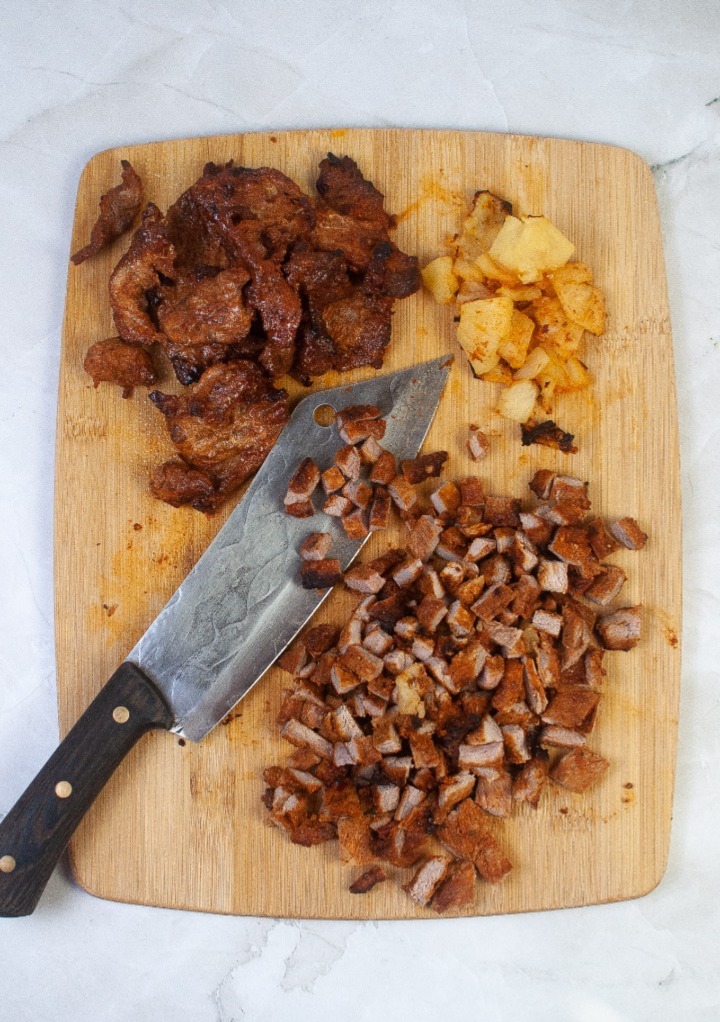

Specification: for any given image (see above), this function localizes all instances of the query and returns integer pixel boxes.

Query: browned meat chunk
[344,564,386,594]
[316,153,394,229]
[467,426,490,461]
[404,856,451,906]
[364,240,421,299]
[369,488,391,531]
[349,865,387,894]
[542,687,600,733]
[323,494,353,517]
[149,460,215,511]
[321,465,346,494]
[584,564,627,606]
[284,458,320,509]
[291,155,418,378]
[334,444,361,480]
[342,479,375,510]
[513,756,548,807]
[587,517,622,559]
[550,747,609,792]
[299,532,332,561]
[320,290,394,371]
[548,525,593,566]
[537,558,569,594]
[246,260,303,378]
[308,204,381,273]
[483,496,521,527]
[596,607,642,650]
[438,799,511,884]
[370,450,397,485]
[610,517,648,550]
[149,360,289,512]
[155,267,254,384]
[109,203,176,346]
[304,624,339,657]
[520,420,577,453]
[339,418,387,445]
[83,337,157,398]
[300,559,343,590]
[173,161,315,265]
[335,404,383,428]
[432,858,475,912]
[401,451,448,483]
[72,160,143,265]
[341,508,369,540]
[388,476,418,513]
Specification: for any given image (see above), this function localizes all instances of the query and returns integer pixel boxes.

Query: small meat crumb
[349,865,387,894]
[467,426,490,461]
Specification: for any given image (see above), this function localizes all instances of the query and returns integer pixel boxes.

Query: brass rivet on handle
[113,706,130,724]
[0,855,16,873]
[55,781,72,799]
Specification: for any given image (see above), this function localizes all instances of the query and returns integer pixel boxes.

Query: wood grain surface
[55,129,681,918]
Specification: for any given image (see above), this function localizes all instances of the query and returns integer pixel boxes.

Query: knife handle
[0,661,173,917]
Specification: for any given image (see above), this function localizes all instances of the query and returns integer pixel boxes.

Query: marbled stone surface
[1,1,719,1019]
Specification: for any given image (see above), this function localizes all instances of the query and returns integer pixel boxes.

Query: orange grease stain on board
[396,176,466,224]
[330,129,347,138]
[664,628,679,648]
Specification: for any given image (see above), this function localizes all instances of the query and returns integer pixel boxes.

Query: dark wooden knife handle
[0,661,173,917]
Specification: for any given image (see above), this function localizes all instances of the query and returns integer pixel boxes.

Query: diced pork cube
[401,451,449,484]
[610,516,647,550]
[321,465,346,494]
[370,449,397,485]
[334,444,361,480]
[300,559,343,589]
[431,481,461,517]
[300,532,332,561]
[537,558,569,593]
[369,486,391,531]
[550,747,609,792]
[342,508,370,540]
[339,418,387,444]
[280,718,333,759]
[467,426,490,461]
[596,607,642,650]
[407,515,444,561]
[404,856,451,906]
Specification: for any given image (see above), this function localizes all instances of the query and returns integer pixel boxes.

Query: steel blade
[127,356,452,741]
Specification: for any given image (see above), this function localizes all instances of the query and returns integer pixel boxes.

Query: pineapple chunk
[561,356,592,391]
[496,380,539,422]
[452,255,486,282]
[528,295,584,357]
[497,284,543,302]
[553,280,606,335]
[457,296,513,376]
[454,190,511,262]
[548,262,593,287]
[498,309,535,369]
[456,279,492,305]
[513,345,549,381]
[489,215,575,284]
[421,256,458,304]
[475,252,520,285]
[481,361,514,384]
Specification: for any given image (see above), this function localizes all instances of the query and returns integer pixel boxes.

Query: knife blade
[0,355,451,915]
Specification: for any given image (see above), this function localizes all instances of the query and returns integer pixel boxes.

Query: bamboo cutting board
[55,129,680,918]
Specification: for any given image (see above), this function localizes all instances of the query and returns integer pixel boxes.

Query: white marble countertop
[1,1,719,1018]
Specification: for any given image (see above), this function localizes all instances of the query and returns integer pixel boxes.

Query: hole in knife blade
[313,404,336,427]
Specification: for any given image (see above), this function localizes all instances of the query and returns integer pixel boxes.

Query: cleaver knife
[0,355,451,916]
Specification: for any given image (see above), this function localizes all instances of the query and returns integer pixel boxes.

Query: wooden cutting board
[55,129,680,918]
